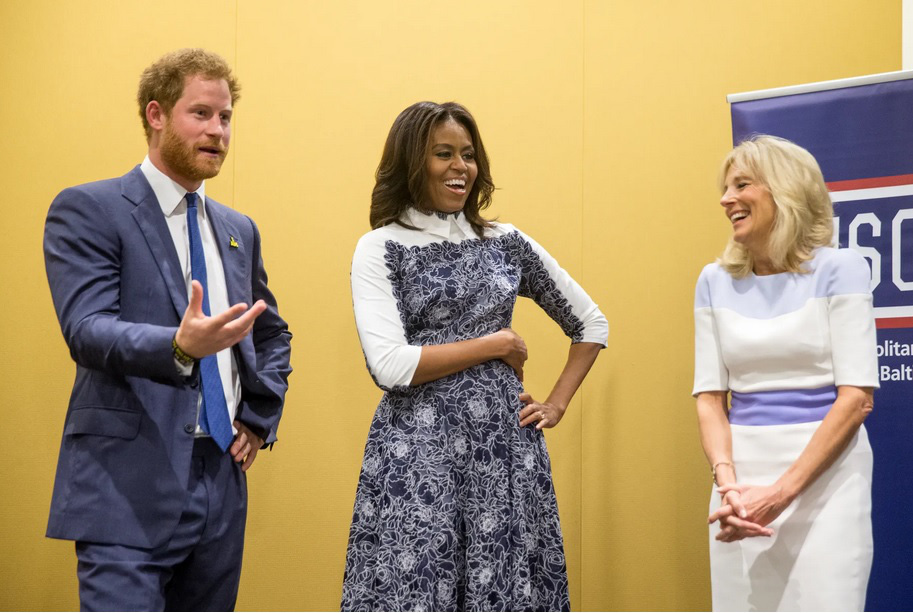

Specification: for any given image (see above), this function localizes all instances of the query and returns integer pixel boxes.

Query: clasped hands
[176,281,266,470]
[709,483,792,542]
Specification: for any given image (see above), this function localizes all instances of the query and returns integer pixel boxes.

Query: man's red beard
[160,119,227,182]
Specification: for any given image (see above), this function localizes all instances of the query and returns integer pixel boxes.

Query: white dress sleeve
[513,227,609,346]
[693,264,729,396]
[351,231,422,391]
[827,249,880,388]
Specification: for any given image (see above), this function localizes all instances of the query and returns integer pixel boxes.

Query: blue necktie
[186,192,233,452]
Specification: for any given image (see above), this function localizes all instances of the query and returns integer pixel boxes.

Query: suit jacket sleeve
[44,185,183,383]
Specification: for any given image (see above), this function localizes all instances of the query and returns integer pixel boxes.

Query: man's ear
[146,100,166,131]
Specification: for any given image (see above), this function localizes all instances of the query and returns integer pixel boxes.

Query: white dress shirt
[140,157,241,434]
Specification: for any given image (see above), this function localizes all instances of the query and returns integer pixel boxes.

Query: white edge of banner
[905,0,913,70]
[831,185,913,202]
[875,305,913,319]
[727,70,913,104]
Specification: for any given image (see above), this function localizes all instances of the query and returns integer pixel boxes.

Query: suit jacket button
[190,380,199,389]
[184,424,195,434]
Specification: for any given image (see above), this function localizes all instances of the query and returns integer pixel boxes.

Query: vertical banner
[730,72,913,612]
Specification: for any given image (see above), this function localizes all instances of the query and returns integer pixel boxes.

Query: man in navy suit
[43,48,292,611]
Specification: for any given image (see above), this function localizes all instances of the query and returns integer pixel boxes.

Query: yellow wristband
[172,336,196,366]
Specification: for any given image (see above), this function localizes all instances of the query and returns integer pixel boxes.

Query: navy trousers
[76,438,247,612]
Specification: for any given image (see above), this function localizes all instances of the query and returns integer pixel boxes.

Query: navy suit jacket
[43,166,292,548]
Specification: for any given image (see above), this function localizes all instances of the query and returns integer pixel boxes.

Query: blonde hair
[137,48,240,142]
[718,135,833,278]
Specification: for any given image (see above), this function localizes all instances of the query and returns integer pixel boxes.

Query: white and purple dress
[342,207,608,611]
[693,247,879,611]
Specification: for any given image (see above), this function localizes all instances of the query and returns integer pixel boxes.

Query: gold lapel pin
[229,236,239,249]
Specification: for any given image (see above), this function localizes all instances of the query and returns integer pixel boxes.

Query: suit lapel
[125,168,188,318]
[206,203,249,307]
[207,202,257,370]
[123,169,257,369]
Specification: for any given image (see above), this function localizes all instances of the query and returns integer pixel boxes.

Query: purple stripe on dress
[729,385,836,425]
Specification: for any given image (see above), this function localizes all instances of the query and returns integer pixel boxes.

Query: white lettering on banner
[876,341,913,381]
[876,340,913,357]
[834,184,913,381]
[849,212,882,292]
[832,184,913,319]
[893,209,913,291]
[881,364,913,381]
[835,208,913,294]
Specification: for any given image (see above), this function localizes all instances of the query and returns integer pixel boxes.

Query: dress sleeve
[827,249,880,388]
[512,227,608,346]
[693,265,729,396]
[351,232,422,391]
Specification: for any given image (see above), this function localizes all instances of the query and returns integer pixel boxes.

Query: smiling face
[424,118,478,214]
[150,75,233,191]
[720,163,777,259]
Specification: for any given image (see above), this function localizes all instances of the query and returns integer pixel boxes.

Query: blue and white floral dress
[342,207,608,611]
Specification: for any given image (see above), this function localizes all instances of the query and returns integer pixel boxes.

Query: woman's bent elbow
[837,386,875,423]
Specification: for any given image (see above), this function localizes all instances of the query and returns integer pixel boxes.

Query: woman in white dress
[693,135,879,611]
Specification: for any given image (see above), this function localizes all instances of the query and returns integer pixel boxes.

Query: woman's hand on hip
[518,392,564,429]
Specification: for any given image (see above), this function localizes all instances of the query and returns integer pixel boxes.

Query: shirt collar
[140,156,208,219]
[402,206,476,241]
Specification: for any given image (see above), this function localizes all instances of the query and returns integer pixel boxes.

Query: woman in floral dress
[342,101,608,612]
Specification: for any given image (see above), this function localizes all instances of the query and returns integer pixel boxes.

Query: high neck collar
[402,206,476,241]
[432,210,462,220]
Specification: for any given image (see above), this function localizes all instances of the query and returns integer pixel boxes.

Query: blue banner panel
[731,78,913,612]
[732,78,913,181]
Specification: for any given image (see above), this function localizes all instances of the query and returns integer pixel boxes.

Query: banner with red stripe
[731,72,913,611]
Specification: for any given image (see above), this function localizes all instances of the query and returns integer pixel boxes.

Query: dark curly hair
[370,101,495,238]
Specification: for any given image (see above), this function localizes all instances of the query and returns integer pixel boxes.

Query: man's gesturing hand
[175,281,267,358]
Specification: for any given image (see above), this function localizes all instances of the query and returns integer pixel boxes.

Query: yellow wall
[0,1,898,610]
